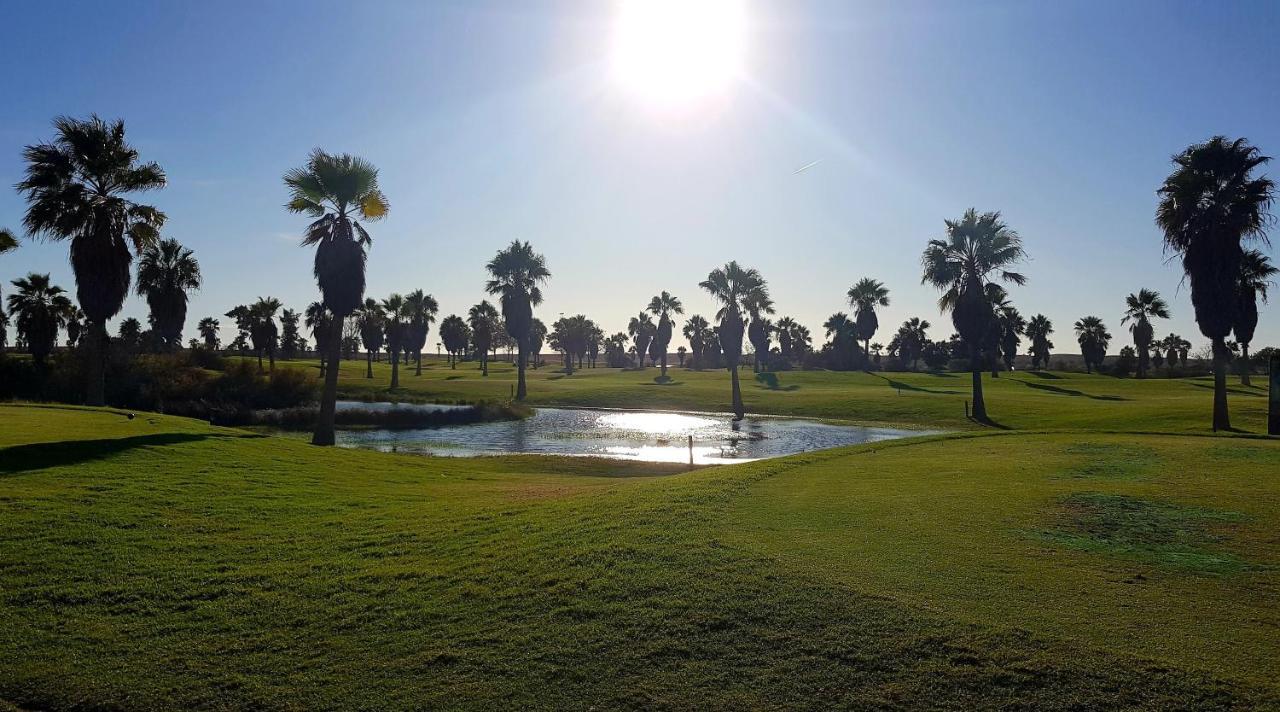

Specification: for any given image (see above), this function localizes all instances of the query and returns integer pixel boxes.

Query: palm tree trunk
[660,351,668,379]
[1212,337,1231,431]
[366,351,373,379]
[1138,347,1149,378]
[1240,343,1252,386]
[390,350,399,389]
[86,321,107,407]
[970,344,987,422]
[415,351,422,376]
[516,341,527,400]
[729,365,744,420]
[312,318,343,447]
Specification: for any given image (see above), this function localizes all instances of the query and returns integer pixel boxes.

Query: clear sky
[2,0,1278,353]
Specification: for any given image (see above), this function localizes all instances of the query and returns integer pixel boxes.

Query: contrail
[793,159,821,174]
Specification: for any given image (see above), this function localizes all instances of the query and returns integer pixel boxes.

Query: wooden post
[965,400,970,419]
[688,435,694,466]
[1269,355,1279,436]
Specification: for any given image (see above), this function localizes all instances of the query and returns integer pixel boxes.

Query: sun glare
[610,0,747,115]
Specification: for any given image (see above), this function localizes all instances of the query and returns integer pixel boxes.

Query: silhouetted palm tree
[198,317,220,350]
[528,318,547,369]
[646,291,684,378]
[7,273,72,370]
[774,316,797,364]
[1025,314,1054,370]
[745,290,775,373]
[382,294,407,387]
[921,209,1027,422]
[995,301,1026,373]
[823,312,859,370]
[701,261,767,419]
[285,148,388,445]
[895,317,930,370]
[439,314,470,369]
[17,115,166,405]
[485,240,549,400]
[628,312,655,368]
[468,301,500,377]
[1235,249,1277,385]
[1120,288,1170,379]
[403,289,439,376]
[682,314,710,369]
[1074,316,1111,374]
[64,307,85,348]
[356,299,385,378]
[1156,136,1274,430]
[117,317,142,351]
[848,277,889,367]
[252,297,282,371]
[304,301,332,377]
[136,238,201,351]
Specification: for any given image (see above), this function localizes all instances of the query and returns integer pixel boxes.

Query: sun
[610,0,747,115]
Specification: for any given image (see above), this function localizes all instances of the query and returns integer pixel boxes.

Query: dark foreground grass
[264,356,1274,434]
[2,404,1279,709]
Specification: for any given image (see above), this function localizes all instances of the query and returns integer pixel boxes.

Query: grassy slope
[2,405,1279,709]
[269,356,1274,433]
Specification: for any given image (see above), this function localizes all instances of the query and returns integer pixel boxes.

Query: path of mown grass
[1,404,1278,709]
[262,356,1274,433]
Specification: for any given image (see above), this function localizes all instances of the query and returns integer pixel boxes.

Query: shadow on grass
[1187,382,1266,398]
[921,370,957,378]
[876,375,962,395]
[1015,379,1127,401]
[754,372,801,391]
[972,415,1012,430]
[1026,371,1063,380]
[0,433,251,476]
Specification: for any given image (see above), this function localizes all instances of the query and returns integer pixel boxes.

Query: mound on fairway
[1,404,1278,709]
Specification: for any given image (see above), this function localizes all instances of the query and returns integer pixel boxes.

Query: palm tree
[847,277,890,367]
[921,208,1027,422]
[402,289,439,377]
[995,302,1026,373]
[304,301,333,379]
[683,314,711,369]
[700,261,768,419]
[381,294,407,388]
[1120,288,1170,379]
[439,314,470,368]
[117,317,143,351]
[284,148,388,446]
[896,317,931,370]
[745,290,776,373]
[16,115,166,405]
[468,301,500,377]
[1074,316,1111,374]
[528,318,547,369]
[627,313,655,368]
[1025,314,1054,370]
[823,312,859,370]
[1156,136,1274,430]
[646,291,684,378]
[483,241,549,399]
[356,299,386,378]
[64,306,85,348]
[1234,249,1277,385]
[198,317,220,350]
[774,316,797,364]
[0,228,17,258]
[135,237,201,351]
[7,273,72,370]
[252,297,282,371]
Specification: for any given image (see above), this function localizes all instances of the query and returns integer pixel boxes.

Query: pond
[333,401,929,464]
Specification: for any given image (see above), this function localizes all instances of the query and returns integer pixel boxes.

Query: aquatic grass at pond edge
[217,400,532,430]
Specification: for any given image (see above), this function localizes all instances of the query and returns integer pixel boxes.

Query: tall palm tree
[252,297,282,371]
[995,302,1026,373]
[135,237,201,351]
[823,312,859,370]
[1074,316,1111,374]
[356,299,386,378]
[285,148,388,446]
[468,301,500,376]
[847,277,890,367]
[700,261,768,419]
[382,294,407,388]
[1025,314,1054,370]
[1235,249,1277,385]
[198,317,220,350]
[439,314,470,369]
[485,240,550,400]
[646,291,684,378]
[528,318,548,369]
[7,273,72,370]
[745,290,776,373]
[774,316,797,364]
[682,314,710,369]
[17,115,166,405]
[403,289,439,377]
[921,208,1027,422]
[1156,136,1274,430]
[1121,288,1170,379]
[628,312,655,368]
[896,317,931,370]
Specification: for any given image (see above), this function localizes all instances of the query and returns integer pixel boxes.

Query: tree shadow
[972,415,1012,430]
[1188,382,1265,398]
[1016,379,1127,401]
[875,375,962,395]
[753,372,800,391]
[921,370,957,378]
[1025,371,1063,380]
[0,433,250,476]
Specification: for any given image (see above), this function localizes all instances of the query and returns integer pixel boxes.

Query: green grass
[2,404,1279,709]
[268,356,1274,433]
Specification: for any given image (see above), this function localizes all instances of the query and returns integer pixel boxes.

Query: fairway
[2,404,1278,709]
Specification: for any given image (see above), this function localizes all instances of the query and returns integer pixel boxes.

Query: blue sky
[2,0,1278,353]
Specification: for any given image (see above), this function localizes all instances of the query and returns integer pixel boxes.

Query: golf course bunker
[333,402,929,464]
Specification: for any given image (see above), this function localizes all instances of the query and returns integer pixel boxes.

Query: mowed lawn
[270,355,1275,433]
[1,404,1278,709]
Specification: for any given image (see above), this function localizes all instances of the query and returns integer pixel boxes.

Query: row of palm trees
[0,115,1274,435]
